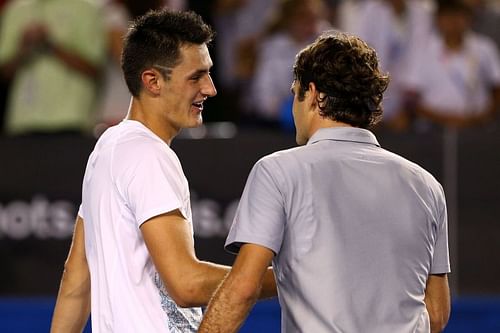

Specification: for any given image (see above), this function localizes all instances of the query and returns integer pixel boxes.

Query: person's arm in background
[402,87,499,129]
[50,216,91,333]
[198,243,274,333]
[44,32,101,80]
[0,22,101,80]
[140,209,276,308]
[424,273,451,333]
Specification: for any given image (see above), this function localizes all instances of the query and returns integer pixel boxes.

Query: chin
[187,115,203,128]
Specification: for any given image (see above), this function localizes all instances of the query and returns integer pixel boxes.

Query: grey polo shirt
[226,127,450,333]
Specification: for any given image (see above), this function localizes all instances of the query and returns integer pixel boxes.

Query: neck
[308,114,352,138]
[444,35,464,51]
[126,97,178,145]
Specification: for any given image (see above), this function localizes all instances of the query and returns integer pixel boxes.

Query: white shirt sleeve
[225,158,286,255]
[430,184,451,274]
[120,141,188,227]
[479,37,500,87]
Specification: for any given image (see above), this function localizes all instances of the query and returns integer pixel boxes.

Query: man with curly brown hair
[199,32,451,333]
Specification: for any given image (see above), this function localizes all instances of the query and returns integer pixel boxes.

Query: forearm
[259,267,277,299]
[48,40,100,79]
[198,273,259,333]
[198,244,274,332]
[50,267,91,332]
[51,216,90,332]
[0,51,31,80]
[178,262,275,307]
[180,261,231,307]
[424,274,451,333]
[416,105,480,128]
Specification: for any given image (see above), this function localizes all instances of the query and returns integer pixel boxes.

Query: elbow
[430,318,448,333]
[166,272,213,308]
[167,283,201,308]
[428,308,450,333]
[59,262,91,299]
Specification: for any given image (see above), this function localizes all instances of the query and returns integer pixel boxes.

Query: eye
[190,71,210,82]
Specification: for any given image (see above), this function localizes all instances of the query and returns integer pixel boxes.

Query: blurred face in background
[437,9,471,44]
[288,0,325,43]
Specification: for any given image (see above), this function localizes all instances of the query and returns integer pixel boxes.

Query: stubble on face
[161,44,215,131]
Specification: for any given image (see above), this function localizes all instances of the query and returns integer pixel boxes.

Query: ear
[307,82,319,109]
[141,69,162,96]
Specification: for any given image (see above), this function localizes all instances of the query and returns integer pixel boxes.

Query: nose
[202,74,217,97]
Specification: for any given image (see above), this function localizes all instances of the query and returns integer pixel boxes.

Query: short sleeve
[0,2,24,64]
[120,142,188,227]
[78,203,84,220]
[480,38,500,86]
[430,186,451,274]
[225,158,286,255]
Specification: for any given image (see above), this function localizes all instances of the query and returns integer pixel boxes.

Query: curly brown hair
[293,32,389,128]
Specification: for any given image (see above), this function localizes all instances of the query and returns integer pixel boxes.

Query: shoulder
[254,145,307,177]
[467,32,499,54]
[108,122,178,164]
[384,148,444,196]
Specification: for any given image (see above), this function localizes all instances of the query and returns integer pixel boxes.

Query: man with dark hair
[199,32,451,333]
[403,0,500,128]
[50,9,275,333]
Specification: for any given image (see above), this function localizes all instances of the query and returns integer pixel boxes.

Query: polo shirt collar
[307,127,380,147]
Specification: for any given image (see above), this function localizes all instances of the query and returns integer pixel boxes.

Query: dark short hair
[121,9,214,97]
[293,32,389,128]
[436,0,472,16]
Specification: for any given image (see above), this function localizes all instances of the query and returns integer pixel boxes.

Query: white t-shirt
[79,120,201,332]
[403,32,500,115]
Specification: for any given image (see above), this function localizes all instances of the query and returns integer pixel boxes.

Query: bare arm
[141,209,231,307]
[424,274,451,333]
[414,86,500,128]
[47,38,101,79]
[0,23,100,80]
[50,216,91,333]
[198,243,275,333]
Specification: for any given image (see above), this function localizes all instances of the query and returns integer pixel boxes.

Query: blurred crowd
[0,0,499,137]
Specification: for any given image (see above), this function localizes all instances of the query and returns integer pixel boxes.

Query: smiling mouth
[192,101,204,111]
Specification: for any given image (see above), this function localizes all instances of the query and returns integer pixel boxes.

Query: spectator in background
[0,0,9,132]
[249,0,329,128]
[336,0,366,33]
[353,0,433,130]
[210,0,279,123]
[0,0,106,135]
[465,0,500,51]
[212,0,278,90]
[403,0,500,128]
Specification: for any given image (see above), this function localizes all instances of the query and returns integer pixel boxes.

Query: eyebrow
[189,68,210,77]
